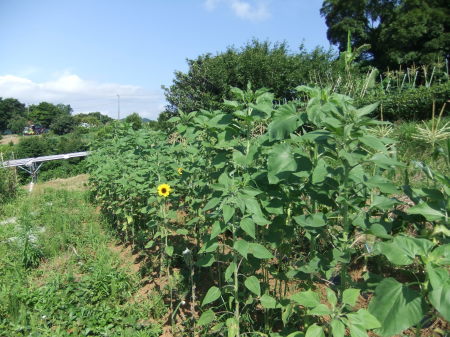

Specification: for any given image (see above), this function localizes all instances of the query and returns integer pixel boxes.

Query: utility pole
[117,94,121,120]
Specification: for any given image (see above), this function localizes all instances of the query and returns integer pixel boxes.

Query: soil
[0,134,21,145]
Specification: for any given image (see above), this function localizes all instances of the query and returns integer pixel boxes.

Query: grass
[0,184,164,336]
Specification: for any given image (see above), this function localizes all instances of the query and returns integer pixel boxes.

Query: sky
[0,0,331,120]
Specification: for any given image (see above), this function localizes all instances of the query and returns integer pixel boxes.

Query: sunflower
[157,184,172,197]
[177,167,183,175]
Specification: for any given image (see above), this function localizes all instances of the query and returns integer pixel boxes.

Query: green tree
[320,0,450,68]
[7,116,28,134]
[124,112,143,130]
[161,40,336,119]
[0,97,26,131]
[73,112,113,126]
[29,102,72,128]
[50,114,76,135]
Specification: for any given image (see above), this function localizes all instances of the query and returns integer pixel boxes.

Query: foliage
[7,116,28,134]
[355,81,450,120]
[28,102,72,128]
[11,133,89,183]
[124,112,144,130]
[73,111,114,127]
[161,40,337,118]
[88,85,449,336]
[0,98,26,132]
[0,189,163,336]
[50,114,76,135]
[0,168,18,205]
[320,0,450,69]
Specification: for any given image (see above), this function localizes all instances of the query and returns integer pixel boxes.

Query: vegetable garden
[87,85,449,336]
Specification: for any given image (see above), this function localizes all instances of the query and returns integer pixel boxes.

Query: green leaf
[244,276,261,297]
[376,236,434,265]
[370,196,397,210]
[287,333,305,337]
[343,288,360,307]
[226,317,239,337]
[249,243,273,259]
[308,304,332,316]
[176,229,189,235]
[428,244,450,266]
[234,239,249,259]
[197,310,215,326]
[196,253,216,267]
[426,264,450,321]
[202,286,221,306]
[352,309,381,330]
[370,153,404,169]
[290,290,321,308]
[356,102,379,117]
[368,278,424,336]
[407,202,445,221]
[260,294,277,309]
[359,135,387,152]
[211,221,227,239]
[145,240,154,249]
[203,197,221,211]
[240,218,256,239]
[222,204,235,224]
[252,213,270,226]
[312,159,328,184]
[165,245,174,257]
[267,143,297,184]
[305,324,325,337]
[294,213,326,228]
[268,103,300,141]
[240,194,263,217]
[330,319,345,337]
[326,288,337,309]
[224,262,236,282]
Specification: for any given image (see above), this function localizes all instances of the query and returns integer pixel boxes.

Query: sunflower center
[161,188,167,193]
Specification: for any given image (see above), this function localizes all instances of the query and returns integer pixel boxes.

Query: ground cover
[0,177,165,336]
[88,86,449,336]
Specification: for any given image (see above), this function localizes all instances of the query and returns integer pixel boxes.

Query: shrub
[355,82,450,121]
[0,168,18,205]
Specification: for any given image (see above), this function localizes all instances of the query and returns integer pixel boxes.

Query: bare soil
[0,134,21,145]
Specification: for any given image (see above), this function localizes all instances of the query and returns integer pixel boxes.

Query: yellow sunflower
[177,167,183,175]
[157,184,172,197]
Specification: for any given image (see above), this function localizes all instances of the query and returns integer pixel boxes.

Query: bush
[355,82,450,121]
[0,168,18,205]
[14,133,89,182]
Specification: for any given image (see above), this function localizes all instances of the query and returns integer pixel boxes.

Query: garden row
[87,86,449,336]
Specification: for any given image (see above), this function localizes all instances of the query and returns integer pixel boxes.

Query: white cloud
[204,0,270,22]
[0,73,165,120]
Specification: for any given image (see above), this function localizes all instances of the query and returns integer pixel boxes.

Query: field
[0,176,167,336]
[1,86,449,337]
[85,87,449,336]
[0,134,21,146]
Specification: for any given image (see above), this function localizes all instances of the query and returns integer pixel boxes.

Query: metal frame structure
[1,151,89,191]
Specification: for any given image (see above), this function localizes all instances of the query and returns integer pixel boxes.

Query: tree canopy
[161,40,336,120]
[320,0,450,68]
[28,102,73,128]
[0,98,26,131]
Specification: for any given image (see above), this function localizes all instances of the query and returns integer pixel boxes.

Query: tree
[29,102,72,128]
[7,116,28,134]
[73,112,113,126]
[320,0,450,68]
[0,98,26,131]
[161,40,336,119]
[50,114,76,135]
[124,112,143,130]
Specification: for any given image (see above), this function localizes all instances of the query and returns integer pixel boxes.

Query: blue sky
[0,0,331,119]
